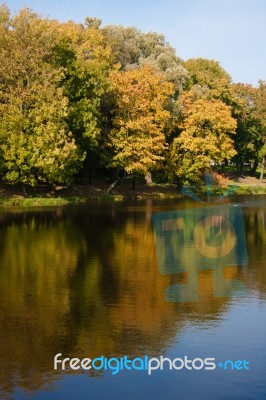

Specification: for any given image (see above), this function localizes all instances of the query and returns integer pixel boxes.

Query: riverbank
[0,177,266,207]
[0,181,181,207]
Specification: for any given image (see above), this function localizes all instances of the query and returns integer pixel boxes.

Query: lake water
[0,197,266,400]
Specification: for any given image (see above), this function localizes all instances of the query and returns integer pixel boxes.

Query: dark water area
[0,196,266,400]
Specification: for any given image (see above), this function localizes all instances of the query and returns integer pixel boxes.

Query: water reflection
[0,198,266,398]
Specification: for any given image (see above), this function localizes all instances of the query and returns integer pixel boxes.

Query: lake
[0,197,266,400]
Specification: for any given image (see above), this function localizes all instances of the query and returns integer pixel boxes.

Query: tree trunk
[21,183,27,196]
[145,170,152,185]
[250,161,258,176]
[260,157,265,181]
[107,177,121,193]
[107,168,121,193]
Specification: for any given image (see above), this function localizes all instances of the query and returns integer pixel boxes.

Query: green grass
[0,194,125,208]
[233,186,266,194]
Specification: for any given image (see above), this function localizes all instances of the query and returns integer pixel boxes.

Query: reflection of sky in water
[13,298,266,400]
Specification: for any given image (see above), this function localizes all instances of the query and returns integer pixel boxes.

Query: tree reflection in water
[0,199,265,398]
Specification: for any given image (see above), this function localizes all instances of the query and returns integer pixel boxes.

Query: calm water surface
[0,197,266,400]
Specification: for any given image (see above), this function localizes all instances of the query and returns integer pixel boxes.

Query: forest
[0,4,266,189]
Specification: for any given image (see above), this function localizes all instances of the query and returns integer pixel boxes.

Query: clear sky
[4,0,266,85]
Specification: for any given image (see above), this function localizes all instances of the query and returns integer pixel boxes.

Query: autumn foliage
[0,5,265,187]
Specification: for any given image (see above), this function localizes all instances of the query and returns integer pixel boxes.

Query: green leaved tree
[0,6,82,186]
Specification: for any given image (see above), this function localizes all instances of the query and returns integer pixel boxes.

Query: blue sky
[5,0,266,85]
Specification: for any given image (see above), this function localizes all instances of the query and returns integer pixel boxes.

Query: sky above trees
[6,0,266,86]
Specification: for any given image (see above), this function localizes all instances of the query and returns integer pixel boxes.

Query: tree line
[0,5,266,188]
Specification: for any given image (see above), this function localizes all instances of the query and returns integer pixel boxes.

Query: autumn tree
[102,26,189,149]
[254,81,266,180]
[103,25,188,94]
[184,58,232,103]
[230,83,264,175]
[0,6,82,186]
[108,65,174,186]
[50,17,114,181]
[168,96,237,183]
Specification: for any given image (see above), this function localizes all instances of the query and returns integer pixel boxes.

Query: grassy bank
[0,186,266,208]
[0,194,126,208]
[0,181,183,207]
[233,186,266,195]
[0,177,266,208]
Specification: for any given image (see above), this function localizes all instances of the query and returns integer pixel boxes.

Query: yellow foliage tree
[109,65,174,184]
[169,97,237,183]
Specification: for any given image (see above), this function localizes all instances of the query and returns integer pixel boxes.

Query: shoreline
[0,182,266,208]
